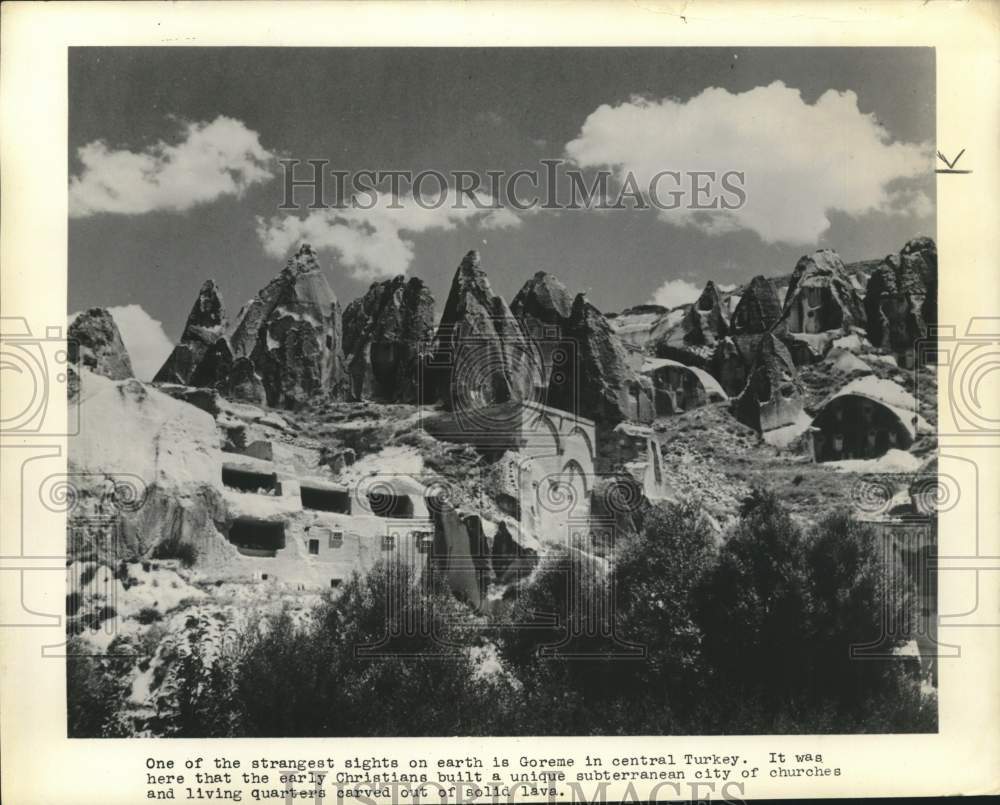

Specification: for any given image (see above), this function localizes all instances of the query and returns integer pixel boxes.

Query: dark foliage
[69,494,934,736]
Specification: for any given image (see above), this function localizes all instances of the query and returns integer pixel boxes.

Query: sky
[68,48,935,378]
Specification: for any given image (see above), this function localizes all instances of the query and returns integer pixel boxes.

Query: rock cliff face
[510,270,577,401]
[188,337,234,390]
[67,369,232,563]
[68,308,134,380]
[342,275,436,403]
[550,293,654,428]
[780,249,864,335]
[154,280,228,385]
[864,237,937,368]
[511,271,575,330]
[654,281,729,368]
[228,244,346,408]
[901,236,937,327]
[424,250,540,410]
[429,501,491,610]
[730,275,784,336]
[733,332,804,436]
[607,304,670,351]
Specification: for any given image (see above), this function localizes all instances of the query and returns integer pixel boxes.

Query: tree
[804,510,929,728]
[66,636,133,737]
[152,618,242,737]
[695,489,813,714]
[232,561,508,737]
[493,501,719,734]
[614,501,718,710]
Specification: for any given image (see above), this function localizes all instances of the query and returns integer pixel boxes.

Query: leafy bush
[692,489,930,733]
[696,488,812,704]
[230,561,507,737]
[152,536,198,568]
[137,606,163,625]
[67,637,133,737]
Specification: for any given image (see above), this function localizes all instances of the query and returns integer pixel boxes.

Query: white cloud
[649,278,702,309]
[69,116,275,217]
[257,190,522,281]
[565,81,933,244]
[69,305,174,382]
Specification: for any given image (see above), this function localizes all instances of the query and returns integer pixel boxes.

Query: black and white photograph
[60,45,945,741]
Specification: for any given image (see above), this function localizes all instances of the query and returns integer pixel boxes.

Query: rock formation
[901,236,937,328]
[550,293,654,428]
[429,501,491,610]
[67,369,231,563]
[710,337,750,398]
[733,332,804,437]
[342,275,436,403]
[511,271,575,332]
[866,237,937,367]
[510,270,577,400]
[490,520,541,585]
[227,244,346,408]
[221,355,267,405]
[154,280,228,385]
[654,281,729,368]
[188,337,234,390]
[607,304,670,351]
[780,249,865,336]
[730,275,784,336]
[68,308,134,380]
[424,250,541,410]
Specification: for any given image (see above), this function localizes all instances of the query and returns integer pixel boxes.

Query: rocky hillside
[67,236,938,731]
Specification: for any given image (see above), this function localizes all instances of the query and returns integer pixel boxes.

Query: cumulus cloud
[69,305,173,381]
[69,116,275,217]
[257,190,522,281]
[565,81,933,244]
[649,278,702,309]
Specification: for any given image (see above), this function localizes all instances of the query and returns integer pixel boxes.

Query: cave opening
[228,519,285,557]
[222,467,277,494]
[367,492,414,519]
[301,486,351,514]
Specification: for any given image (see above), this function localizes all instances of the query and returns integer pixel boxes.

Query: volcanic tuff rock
[490,520,542,585]
[188,337,234,390]
[733,332,804,435]
[68,369,232,563]
[228,244,346,409]
[711,336,751,399]
[68,308,134,380]
[730,275,784,336]
[510,270,576,397]
[901,236,937,335]
[342,275,436,403]
[221,356,267,405]
[550,293,654,429]
[511,271,575,328]
[154,280,228,385]
[430,502,491,610]
[654,281,730,368]
[864,237,937,367]
[424,250,541,409]
[607,304,671,351]
[780,249,865,335]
